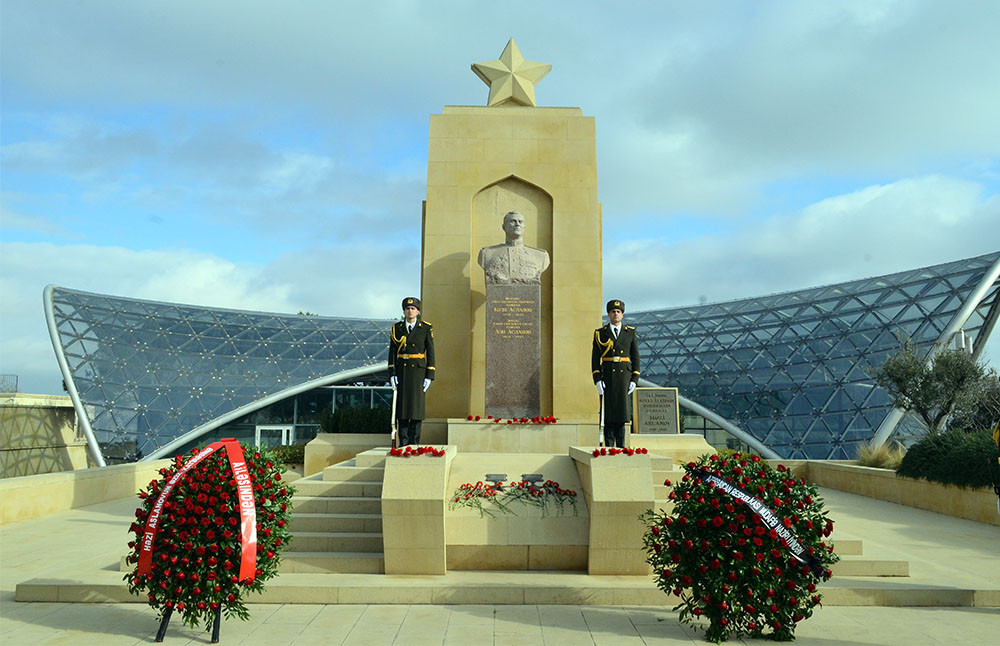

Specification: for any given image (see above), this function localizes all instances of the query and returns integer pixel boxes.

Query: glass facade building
[46,252,1000,464]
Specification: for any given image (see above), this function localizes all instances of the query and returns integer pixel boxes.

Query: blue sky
[2,0,999,394]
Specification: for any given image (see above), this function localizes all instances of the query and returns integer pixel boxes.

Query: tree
[869,337,989,433]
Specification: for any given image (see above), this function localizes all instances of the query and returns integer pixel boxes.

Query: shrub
[855,442,906,470]
[896,428,999,489]
[642,453,839,643]
[270,443,305,465]
[319,406,391,434]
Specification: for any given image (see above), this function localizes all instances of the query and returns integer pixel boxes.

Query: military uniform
[592,299,640,448]
[388,298,435,446]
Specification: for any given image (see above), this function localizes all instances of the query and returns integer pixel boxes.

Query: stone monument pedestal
[446,419,599,453]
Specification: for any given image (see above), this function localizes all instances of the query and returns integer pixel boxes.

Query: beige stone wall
[422,106,602,424]
[0,459,172,524]
[1,393,90,478]
[780,460,1000,527]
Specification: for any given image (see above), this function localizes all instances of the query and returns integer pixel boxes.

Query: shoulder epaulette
[625,325,635,330]
[422,320,432,327]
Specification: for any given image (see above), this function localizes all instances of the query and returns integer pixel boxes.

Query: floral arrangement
[450,479,578,517]
[124,442,295,632]
[592,447,649,457]
[466,414,558,424]
[388,445,445,457]
[641,452,839,643]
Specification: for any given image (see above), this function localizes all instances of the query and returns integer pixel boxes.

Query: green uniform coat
[387,320,435,421]
[591,324,640,424]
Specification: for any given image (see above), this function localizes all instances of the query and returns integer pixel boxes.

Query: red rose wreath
[124,440,295,637]
[642,452,839,643]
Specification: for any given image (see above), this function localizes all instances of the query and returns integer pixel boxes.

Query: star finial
[471,38,551,107]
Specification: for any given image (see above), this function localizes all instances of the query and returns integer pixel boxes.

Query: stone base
[446,419,598,453]
[636,433,715,465]
[446,453,588,571]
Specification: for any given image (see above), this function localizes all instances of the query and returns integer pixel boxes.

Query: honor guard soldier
[388,297,435,446]
[592,299,640,448]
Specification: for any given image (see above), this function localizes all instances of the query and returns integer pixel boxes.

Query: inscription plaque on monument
[479,211,550,419]
[632,387,680,434]
[485,285,541,418]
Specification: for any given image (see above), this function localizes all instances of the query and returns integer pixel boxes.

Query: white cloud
[606,175,999,309]
[0,204,73,237]
[0,240,417,394]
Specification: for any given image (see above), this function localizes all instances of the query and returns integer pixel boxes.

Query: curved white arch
[637,377,780,459]
[142,363,389,461]
[44,284,106,467]
[872,253,1000,447]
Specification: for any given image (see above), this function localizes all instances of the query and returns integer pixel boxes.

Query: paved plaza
[1,487,998,645]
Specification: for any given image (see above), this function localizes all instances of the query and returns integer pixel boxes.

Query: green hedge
[896,428,1000,489]
[270,443,306,465]
[319,406,392,434]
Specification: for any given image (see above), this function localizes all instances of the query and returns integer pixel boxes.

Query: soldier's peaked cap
[607,299,625,313]
[402,297,421,310]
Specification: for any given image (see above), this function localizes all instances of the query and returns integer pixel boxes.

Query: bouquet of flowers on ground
[124,441,295,632]
[642,452,839,643]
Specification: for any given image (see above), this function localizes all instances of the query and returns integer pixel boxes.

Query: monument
[419,38,603,429]
[478,211,550,418]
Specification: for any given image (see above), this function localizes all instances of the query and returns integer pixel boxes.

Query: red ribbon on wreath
[137,438,258,583]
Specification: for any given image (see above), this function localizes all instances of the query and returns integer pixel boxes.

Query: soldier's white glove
[390,376,398,390]
[596,380,605,396]
[423,378,432,392]
[628,382,636,395]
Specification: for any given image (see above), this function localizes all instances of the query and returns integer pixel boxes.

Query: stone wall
[1,393,89,478]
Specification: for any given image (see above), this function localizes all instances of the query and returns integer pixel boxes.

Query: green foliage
[642,453,839,643]
[319,406,391,434]
[855,442,906,470]
[896,428,1000,489]
[949,374,1000,433]
[270,443,305,465]
[124,444,295,631]
[868,336,989,432]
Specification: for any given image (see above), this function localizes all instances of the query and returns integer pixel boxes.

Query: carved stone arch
[469,176,554,414]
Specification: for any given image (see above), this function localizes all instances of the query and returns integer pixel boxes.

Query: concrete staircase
[280,452,386,574]
[647,453,909,579]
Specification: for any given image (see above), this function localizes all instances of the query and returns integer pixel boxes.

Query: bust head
[501,211,525,243]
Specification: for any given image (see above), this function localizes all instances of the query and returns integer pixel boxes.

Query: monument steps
[289,512,382,533]
[278,553,384,575]
[278,461,387,575]
[293,480,383,498]
[322,462,386,482]
[19,570,997,607]
[287,531,383,553]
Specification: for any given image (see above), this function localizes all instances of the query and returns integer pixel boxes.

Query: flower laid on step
[449,479,578,517]
[592,447,648,457]
[478,414,558,424]
[388,445,445,457]
[124,442,295,633]
[641,452,839,643]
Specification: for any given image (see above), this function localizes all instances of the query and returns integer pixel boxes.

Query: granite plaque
[633,387,680,434]
[485,283,541,418]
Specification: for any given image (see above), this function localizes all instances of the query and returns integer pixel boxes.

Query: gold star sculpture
[472,38,551,107]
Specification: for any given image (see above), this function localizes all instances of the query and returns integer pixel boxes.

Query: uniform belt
[602,356,630,363]
[397,353,425,359]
